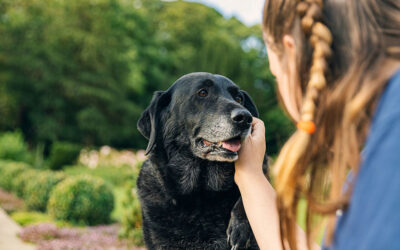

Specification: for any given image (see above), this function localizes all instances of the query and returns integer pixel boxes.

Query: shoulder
[371,69,400,126]
[360,69,400,189]
[362,69,400,161]
[331,69,400,250]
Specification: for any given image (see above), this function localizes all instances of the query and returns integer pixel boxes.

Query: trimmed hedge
[0,161,30,191]
[24,171,66,212]
[0,160,117,227]
[12,169,40,198]
[48,175,114,225]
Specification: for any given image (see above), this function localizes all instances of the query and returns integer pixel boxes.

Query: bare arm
[235,118,320,250]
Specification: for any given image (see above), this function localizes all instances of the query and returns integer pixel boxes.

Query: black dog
[137,72,265,249]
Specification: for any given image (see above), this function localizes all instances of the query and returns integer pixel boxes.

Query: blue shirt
[324,69,400,250]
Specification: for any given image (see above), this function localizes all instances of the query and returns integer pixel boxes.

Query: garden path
[0,208,35,250]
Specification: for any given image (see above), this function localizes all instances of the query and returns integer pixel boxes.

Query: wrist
[235,171,276,202]
[234,167,266,189]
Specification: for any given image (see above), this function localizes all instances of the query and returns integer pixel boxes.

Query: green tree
[0,0,294,154]
[146,0,294,154]
[0,0,161,149]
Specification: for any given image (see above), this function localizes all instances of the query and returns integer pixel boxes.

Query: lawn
[63,165,136,188]
[111,187,126,222]
[297,198,326,244]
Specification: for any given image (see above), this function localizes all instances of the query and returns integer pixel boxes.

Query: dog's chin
[199,149,238,162]
[192,131,250,162]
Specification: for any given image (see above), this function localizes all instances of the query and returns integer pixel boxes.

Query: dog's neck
[149,140,236,196]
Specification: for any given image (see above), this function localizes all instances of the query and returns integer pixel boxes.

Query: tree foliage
[0,0,293,154]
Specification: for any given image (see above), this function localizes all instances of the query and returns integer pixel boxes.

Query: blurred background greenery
[0,0,294,156]
[0,0,303,247]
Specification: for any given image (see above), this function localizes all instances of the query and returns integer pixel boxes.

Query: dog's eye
[198,89,208,97]
[235,96,243,103]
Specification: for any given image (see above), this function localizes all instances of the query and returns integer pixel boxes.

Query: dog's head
[137,72,258,162]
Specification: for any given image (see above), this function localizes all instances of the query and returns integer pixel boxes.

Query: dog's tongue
[222,139,241,152]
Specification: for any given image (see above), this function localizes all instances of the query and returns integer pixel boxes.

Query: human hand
[235,117,266,183]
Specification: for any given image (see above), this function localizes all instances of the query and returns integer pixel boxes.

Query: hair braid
[273,0,333,249]
[263,0,400,249]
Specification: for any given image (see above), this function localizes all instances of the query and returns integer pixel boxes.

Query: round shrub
[24,171,66,212]
[0,162,30,191]
[48,175,114,225]
[12,169,40,197]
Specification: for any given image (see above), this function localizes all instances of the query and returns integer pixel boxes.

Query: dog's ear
[241,90,259,118]
[137,91,170,155]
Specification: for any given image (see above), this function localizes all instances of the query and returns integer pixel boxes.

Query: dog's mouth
[201,136,242,153]
[195,134,243,162]
[194,128,250,162]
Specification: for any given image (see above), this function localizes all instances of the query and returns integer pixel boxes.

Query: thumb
[250,117,265,139]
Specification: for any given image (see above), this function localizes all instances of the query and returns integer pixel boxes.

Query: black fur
[137,73,266,249]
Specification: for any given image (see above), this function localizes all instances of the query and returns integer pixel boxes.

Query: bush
[12,169,41,198]
[0,161,30,191]
[0,160,10,175]
[48,175,114,225]
[119,179,143,245]
[0,131,31,162]
[24,171,66,212]
[48,142,81,170]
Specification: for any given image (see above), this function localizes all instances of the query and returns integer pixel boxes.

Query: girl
[235,0,400,249]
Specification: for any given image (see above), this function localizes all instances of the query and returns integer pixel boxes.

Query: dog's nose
[231,109,253,125]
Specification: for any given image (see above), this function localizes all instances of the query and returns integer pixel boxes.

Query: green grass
[111,187,126,223]
[11,211,71,227]
[297,198,307,229]
[64,165,135,187]
[297,198,326,244]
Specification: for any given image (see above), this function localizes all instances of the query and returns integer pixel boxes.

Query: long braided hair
[263,0,400,249]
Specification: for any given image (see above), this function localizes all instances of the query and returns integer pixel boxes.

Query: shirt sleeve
[331,113,400,250]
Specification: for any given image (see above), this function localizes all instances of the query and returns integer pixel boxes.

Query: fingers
[251,117,265,138]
